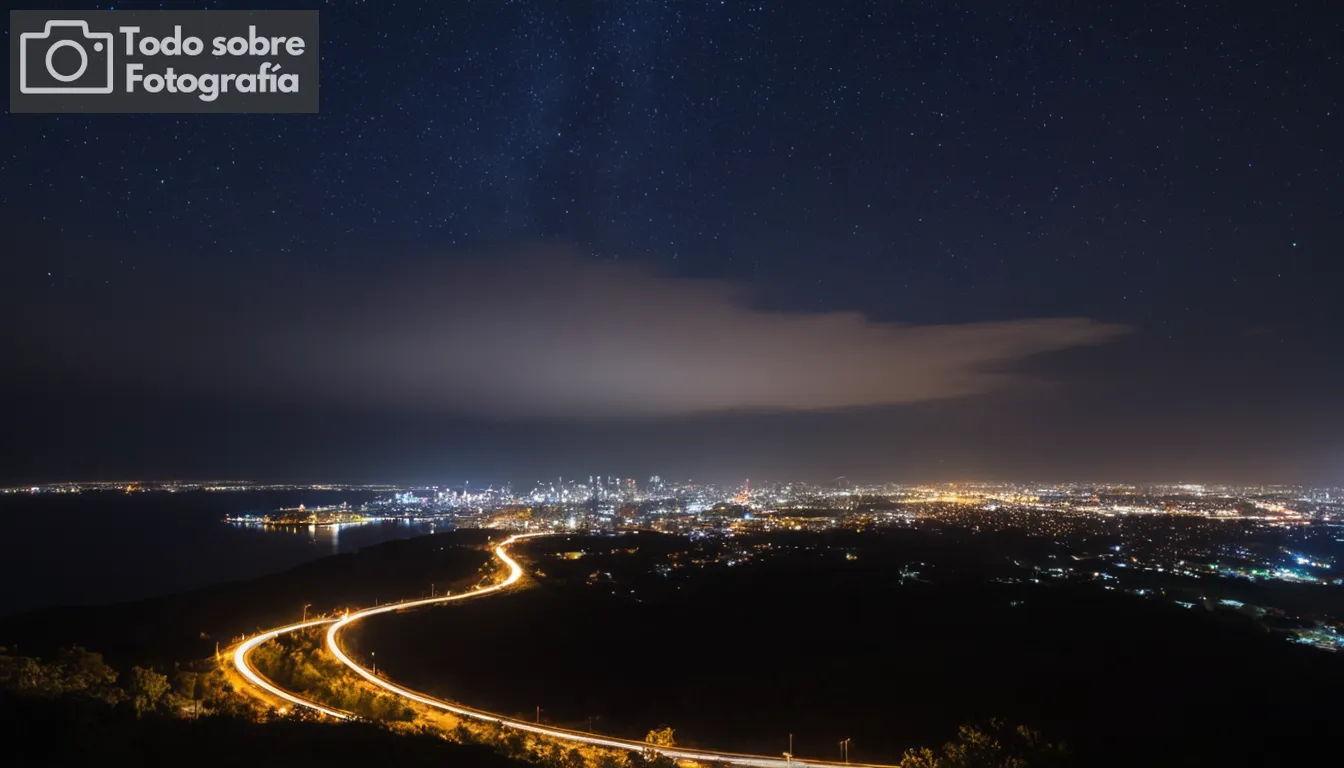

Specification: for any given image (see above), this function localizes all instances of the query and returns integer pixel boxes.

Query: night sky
[2,1,1341,485]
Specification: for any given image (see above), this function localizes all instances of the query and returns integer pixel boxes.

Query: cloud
[39,249,1130,419]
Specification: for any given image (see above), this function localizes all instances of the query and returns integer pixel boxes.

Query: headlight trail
[233,616,348,719]
[237,531,892,768]
[233,532,545,721]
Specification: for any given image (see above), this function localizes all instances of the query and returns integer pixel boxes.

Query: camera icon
[19,20,115,94]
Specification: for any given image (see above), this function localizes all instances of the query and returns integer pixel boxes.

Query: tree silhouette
[644,726,677,747]
[898,719,1068,768]
[128,666,171,717]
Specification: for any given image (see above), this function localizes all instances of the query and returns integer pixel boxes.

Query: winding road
[234,532,891,768]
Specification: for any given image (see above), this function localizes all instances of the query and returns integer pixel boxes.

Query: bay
[0,490,443,616]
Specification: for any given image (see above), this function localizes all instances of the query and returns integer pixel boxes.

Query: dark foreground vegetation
[6,528,1337,767]
[2,637,1064,768]
[2,700,533,768]
[356,531,1342,767]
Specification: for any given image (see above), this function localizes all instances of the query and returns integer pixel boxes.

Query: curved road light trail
[240,532,891,768]
[232,533,546,721]
[233,617,348,719]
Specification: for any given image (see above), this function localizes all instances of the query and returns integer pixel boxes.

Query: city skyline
[3,3,1341,765]
[9,475,1341,496]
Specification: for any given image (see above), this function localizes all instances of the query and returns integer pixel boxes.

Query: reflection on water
[228,516,440,554]
[231,518,445,554]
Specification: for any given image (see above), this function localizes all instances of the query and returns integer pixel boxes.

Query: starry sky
[2,0,1341,485]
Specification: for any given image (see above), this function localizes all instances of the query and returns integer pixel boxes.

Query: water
[0,490,443,616]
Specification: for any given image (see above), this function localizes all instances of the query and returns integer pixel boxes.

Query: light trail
[231,534,546,720]
[232,617,349,719]
[238,532,892,768]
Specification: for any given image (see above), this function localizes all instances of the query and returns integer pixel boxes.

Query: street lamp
[840,739,851,764]
[370,651,376,675]
[302,603,312,622]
